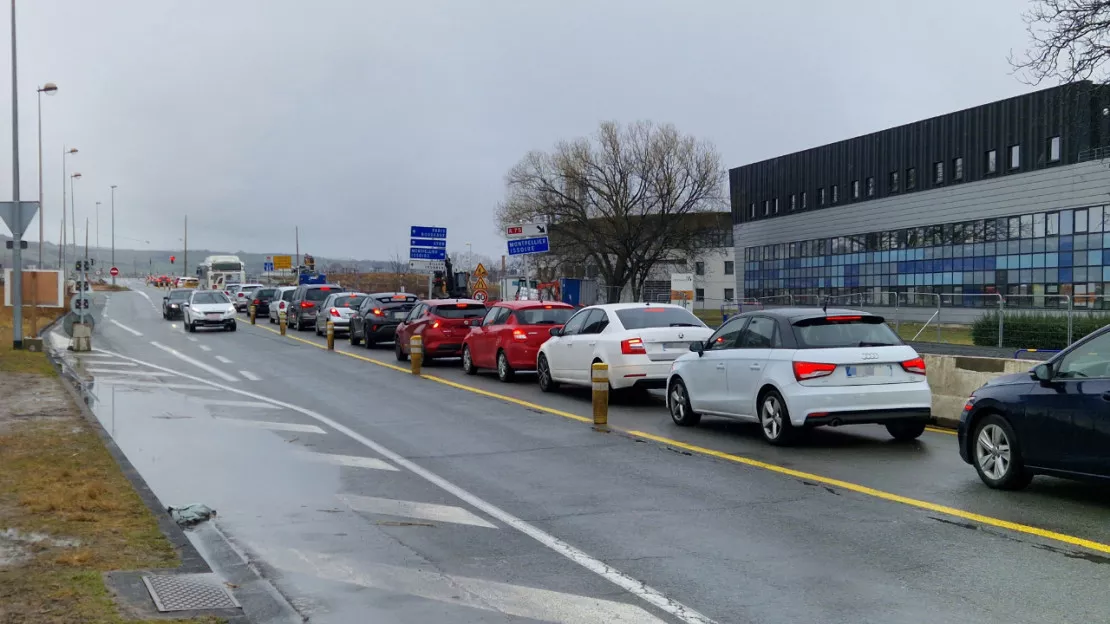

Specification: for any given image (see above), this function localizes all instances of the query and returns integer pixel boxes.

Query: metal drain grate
[142,573,241,612]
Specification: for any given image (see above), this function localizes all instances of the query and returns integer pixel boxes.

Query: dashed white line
[85,368,174,377]
[294,452,398,472]
[239,370,261,381]
[149,342,238,382]
[198,345,212,352]
[186,336,198,342]
[217,419,327,434]
[190,398,281,410]
[214,355,233,364]
[340,494,497,529]
[108,319,143,337]
[82,360,138,367]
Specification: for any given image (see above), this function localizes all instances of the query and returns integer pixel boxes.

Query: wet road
[58,282,1110,623]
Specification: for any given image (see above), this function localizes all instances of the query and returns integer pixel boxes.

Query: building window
[889,171,899,192]
[831,185,839,203]
[695,261,705,276]
[818,187,826,205]
[933,161,944,184]
[1009,144,1021,169]
[695,288,704,302]
[763,200,770,215]
[986,149,998,173]
[866,177,875,197]
[789,194,796,211]
[1049,136,1061,162]
[801,191,807,209]
[749,203,756,218]
[724,288,735,301]
[906,167,917,190]
[851,180,860,199]
[953,157,964,181]
[723,260,734,275]
[773,198,779,214]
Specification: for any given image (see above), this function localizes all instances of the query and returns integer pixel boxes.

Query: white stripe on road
[214,355,233,364]
[85,348,717,624]
[149,342,238,382]
[94,379,214,391]
[258,548,669,624]
[86,368,174,377]
[340,494,497,529]
[198,345,212,352]
[294,451,398,472]
[82,360,138,367]
[108,319,143,337]
[186,336,197,342]
[217,418,326,434]
[190,398,281,410]
[239,370,261,381]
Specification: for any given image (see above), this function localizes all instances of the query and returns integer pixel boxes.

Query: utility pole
[295,226,300,268]
[183,214,187,277]
[110,185,116,284]
[9,0,25,348]
[95,200,100,269]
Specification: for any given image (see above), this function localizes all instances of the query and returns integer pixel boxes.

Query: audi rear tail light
[512,329,528,341]
[621,338,646,355]
[793,361,837,381]
[901,357,927,375]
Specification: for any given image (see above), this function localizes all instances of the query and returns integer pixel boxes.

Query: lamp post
[35,82,55,267]
[94,200,100,269]
[8,0,23,347]
[69,171,80,265]
[110,184,117,284]
[61,146,76,274]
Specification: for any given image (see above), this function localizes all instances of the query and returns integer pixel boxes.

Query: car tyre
[886,421,927,441]
[667,378,701,427]
[350,325,362,346]
[395,340,408,362]
[462,346,478,375]
[316,322,323,337]
[228,321,237,332]
[972,414,1033,490]
[537,354,559,392]
[759,389,797,446]
[496,350,515,382]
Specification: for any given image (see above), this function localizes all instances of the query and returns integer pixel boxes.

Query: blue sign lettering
[410,238,447,248]
[507,236,550,256]
[409,247,447,260]
[410,226,447,239]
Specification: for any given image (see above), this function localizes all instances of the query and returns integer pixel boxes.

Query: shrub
[972,311,1110,349]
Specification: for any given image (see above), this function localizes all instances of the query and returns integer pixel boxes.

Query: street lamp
[94,200,100,268]
[62,147,76,273]
[110,185,117,284]
[70,172,80,265]
[35,82,55,267]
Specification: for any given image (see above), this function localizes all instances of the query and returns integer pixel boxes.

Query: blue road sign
[507,236,550,256]
[410,247,447,261]
[410,238,447,249]
[410,226,447,239]
[264,262,274,272]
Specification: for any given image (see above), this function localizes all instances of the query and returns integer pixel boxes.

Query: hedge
[971,311,1110,350]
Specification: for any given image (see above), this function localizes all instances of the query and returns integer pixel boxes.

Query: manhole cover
[141,573,240,612]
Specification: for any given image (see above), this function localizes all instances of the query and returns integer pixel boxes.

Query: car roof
[737,307,875,321]
[493,300,573,309]
[587,302,691,311]
[366,291,417,298]
[423,298,484,306]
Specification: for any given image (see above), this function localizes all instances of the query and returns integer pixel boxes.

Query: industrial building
[729,81,1110,308]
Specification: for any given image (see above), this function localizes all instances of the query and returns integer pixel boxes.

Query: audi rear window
[791,315,902,348]
[515,307,574,325]
[306,286,339,302]
[431,303,487,319]
[615,307,705,330]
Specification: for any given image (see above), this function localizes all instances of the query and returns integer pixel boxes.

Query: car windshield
[791,315,902,348]
[256,289,276,298]
[281,289,295,301]
[615,307,705,329]
[333,295,366,308]
[306,287,338,302]
[192,292,230,305]
[432,303,487,318]
[168,290,191,301]
[515,307,575,325]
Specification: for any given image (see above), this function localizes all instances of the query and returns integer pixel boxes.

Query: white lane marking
[217,418,327,434]
[89,348,715,624]
[198,345,212,352]
[214,355,233,364]
[186,336,198,342]
[340,494,495,528]
[109,319,141,336]
[260,547,669,623]
[135,289,156,309]
[81,360,138,367]
[94,379,214,391]
[149,342,238,382]
[86,368,174,377]
[239,370,261,381]
[191,398,281,410]
[294,451,398,472]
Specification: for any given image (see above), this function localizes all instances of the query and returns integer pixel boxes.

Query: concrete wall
[925,353,1037,428]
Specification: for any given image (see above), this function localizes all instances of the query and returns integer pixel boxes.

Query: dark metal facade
[730,81,1110,225]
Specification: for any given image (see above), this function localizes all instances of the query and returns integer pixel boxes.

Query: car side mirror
[549,327,562,337]
[163,297,168,302]
[1032,363,1053,382]
[690,341,705,356]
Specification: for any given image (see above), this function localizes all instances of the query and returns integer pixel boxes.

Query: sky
[0,0,1037,264]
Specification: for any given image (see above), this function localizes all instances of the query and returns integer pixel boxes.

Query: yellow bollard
[591,362,609,429]
[326,319,335,351]
[409,335,423,375]
[249,304,257,325]
[279,310,287,336]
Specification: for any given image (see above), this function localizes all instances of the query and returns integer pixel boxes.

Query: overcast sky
[0,0,1035,263]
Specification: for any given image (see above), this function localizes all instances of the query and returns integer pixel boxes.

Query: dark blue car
[959,326,1110,490]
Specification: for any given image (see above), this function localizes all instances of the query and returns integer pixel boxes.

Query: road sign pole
[9,0,22,348]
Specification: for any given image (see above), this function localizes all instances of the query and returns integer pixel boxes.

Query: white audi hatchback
[666,308,931,445]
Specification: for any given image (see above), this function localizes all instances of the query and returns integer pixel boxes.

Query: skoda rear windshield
[306,286,338,302]
[615,307,705,330]
[515,307,575,325]
[791,315,902,348]
[431,303,487,318]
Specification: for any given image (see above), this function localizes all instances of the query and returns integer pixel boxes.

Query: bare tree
[496,121,726,302]
[387,250,410,290]
[1011,0,1110,84]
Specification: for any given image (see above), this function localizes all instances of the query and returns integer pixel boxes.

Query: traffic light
[170,255,176,264]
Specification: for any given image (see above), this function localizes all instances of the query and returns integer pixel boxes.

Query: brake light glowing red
[320,287,331,291]
[901,357,927,375]
[456,303,468,308]
[329,308,340,317]
[793,361,837,381]
[825,315,862,321]
[644,308,666,313]
[621,338,646,354]
[512,329,528,341]
[253,299,260,305]
[372,308,383,316]
[300,301,314,309]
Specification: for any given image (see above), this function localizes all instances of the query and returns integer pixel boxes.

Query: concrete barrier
[925,354,1037,428]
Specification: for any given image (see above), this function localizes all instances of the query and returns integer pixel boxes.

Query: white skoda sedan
[537,303,714,393]
[666,308,931,445]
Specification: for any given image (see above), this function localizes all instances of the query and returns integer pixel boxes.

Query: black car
[959,325,1110,490]
[162,288,193,320]
[349,292,419,347]
[245,287,280,317]
[287,283,342,331]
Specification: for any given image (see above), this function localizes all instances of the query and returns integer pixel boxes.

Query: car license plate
[392,311,407,319]
[663,342,689,350]
[845,365,892,377]
[206,313,220,320]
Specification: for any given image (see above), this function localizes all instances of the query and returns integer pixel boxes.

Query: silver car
[315,292,368,336]
[233,283,264,312]
[268,286,297,324]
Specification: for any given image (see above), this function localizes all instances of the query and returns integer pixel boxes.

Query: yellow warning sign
[473,277,489,291]
[473,263,488,278]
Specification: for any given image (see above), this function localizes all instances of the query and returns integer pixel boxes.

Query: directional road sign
[409,247,446,261]
[409,259,445,273]
[410,226,448,239]
[410,238,447,248]
[505,223,547,239]
[0,201,39,236]
[507,236,550,256]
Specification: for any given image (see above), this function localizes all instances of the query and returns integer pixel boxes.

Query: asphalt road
[57,282,1110,624]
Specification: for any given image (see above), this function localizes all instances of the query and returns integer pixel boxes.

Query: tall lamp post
[110,184,117,284]
[35,82,55,267]
[69,171,80,264]
[94,200,100,269]
[61,146,76,274]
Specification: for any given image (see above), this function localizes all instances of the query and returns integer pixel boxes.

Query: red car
[461,301,575,381]
[394,299,488,362]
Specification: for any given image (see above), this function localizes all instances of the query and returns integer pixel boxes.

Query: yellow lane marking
[626,430,1110,554]
[239,319,1110,555]
[925,426,957,436]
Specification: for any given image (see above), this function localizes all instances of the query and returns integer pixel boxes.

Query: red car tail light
[372,308,384,316]
[253,299,260,305]
[825,315,862,321]
[793,361,837,381]
[300,301,314,309]
[901,357,927,375]
[621,338,646,354]
[329,308,340,317]
[432,320,441,329]
[512,329,528,341]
